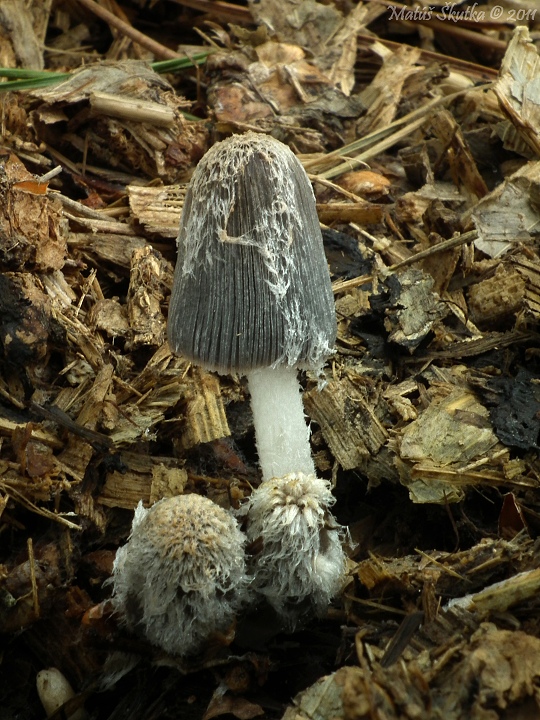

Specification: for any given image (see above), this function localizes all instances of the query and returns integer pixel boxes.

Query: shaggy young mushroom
[110,494,250,657]
[167,132,346,621]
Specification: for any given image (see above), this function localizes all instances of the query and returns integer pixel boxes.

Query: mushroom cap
[167,132,337,374]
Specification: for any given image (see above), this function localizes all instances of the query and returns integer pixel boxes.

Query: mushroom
[110,494,250,657]
[167,132,346,620]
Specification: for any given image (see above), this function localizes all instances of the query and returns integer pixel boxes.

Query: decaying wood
[128,184,187,237]
[304,375,387,472]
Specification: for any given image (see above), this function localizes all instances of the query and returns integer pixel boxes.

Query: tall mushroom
[168,132,346,622]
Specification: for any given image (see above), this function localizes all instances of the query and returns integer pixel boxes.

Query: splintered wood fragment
[98,453,187,509]
[447,567,540,614]
[74,0,181,59]
[110,377,184,444]
[304,376,387,471]
[57,364,114,488]
[127,184,187,237]
[468,264,526,327]
[357,45,421,136]
[468,160,540,258]
[316,202,383,224]
[126,246,170,349]
[179,369,231,450]
[0,482,81,530]
[388,230,478,271]
[68,233,148,268]
[383,379,418,422]
[381,611,424,668]
[26,538,39,619]
[57,442,94,484]
[332,274,373,294]
[494,26,540,158]
[421,330,535,361]
[63,214,139,235]
[429,109,488,202]
[513,256,540,321]
[0,413,62,449]
[98,468,151,509]
[90,92,175,127]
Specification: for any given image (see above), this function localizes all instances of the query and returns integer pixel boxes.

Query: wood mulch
[1,1,540,718]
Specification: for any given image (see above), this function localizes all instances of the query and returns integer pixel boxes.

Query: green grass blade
[0,51,210,93]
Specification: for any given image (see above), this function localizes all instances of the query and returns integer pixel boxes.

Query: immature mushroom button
[167,132,346,621]
[110,494,250,657]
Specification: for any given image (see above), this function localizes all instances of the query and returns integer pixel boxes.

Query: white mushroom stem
[247,366,315,481]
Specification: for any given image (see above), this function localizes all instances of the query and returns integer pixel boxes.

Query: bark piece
[400,388,498,465]
[0,273,52,367]
[468,160,540,258]
[398,387,503,504]
[382,268,447,350]
[304,376,388,471]
[248,0,343,58]
[87,299,130,339]
[478,368,540,452]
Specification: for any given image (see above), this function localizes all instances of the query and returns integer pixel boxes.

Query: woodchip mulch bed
[1,1,540,718]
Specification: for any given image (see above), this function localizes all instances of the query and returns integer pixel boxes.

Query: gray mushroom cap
[167,132,337,375]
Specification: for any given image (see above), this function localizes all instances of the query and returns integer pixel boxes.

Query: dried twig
[75,0,182,59]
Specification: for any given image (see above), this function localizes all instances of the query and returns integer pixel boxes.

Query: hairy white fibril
[167,132,336,374]
[110,495,250,657]
[247,365,315,481]
[241,473,347,624]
